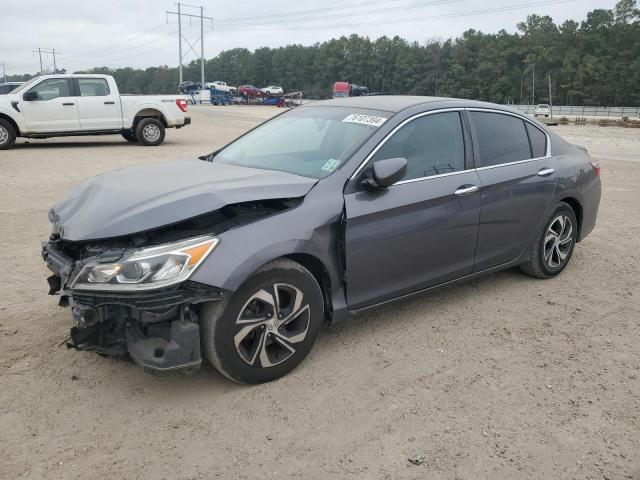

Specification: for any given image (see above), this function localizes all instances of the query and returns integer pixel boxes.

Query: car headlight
[71,236,219,291]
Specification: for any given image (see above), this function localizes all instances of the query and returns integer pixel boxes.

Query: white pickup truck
[205,81,237,94]
[0,74,190,149]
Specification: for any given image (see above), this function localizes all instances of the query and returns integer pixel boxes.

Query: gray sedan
[42,96,601,383]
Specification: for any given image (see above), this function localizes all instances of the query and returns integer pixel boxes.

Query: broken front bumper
[42,241,224,374]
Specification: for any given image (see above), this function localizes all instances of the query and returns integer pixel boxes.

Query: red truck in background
[332,82,349,98]
[332,82,369,98]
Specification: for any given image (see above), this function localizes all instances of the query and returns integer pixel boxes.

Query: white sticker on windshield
[321,159,341,172]
[342,114,387,127]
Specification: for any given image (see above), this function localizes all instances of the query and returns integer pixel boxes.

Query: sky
[0,0,618,76]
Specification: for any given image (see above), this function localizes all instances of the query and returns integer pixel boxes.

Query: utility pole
[519,71,523,105]
[166,3,212,86]
[178,2,182,83]
[36,48,43,73]
[1,62,6,83]
[548,74,553,121]
[532,63,535,107]
[200,6,205,87]
[33,48,60,74]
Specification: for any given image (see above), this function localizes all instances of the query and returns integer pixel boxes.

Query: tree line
[8,0,640,106]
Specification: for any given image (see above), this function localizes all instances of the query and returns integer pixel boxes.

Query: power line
[221,0,464,27]
[81,23,170,56]
[217,0,449,22]
[215,0,578,31]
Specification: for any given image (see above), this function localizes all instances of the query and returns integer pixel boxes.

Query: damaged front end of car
[42,198,300,375]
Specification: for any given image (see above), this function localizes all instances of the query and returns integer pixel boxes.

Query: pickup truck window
[30,79,72,101]
[77,78,110,96]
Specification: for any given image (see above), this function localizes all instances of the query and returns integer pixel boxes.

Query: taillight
[589,160,600,176]
[176,99,187,112]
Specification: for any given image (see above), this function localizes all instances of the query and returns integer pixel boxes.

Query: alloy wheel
[233,283,311,368]
[0,125,8,145]
[543,214,573,268]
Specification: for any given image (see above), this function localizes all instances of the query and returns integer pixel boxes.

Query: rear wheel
[201,259,324,384]
[135,118,165,146]
[0,119,17,150]
[520,203,578,278]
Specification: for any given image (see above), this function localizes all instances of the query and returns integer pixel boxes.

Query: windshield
[214,106,389,179]
[11,77,42,94]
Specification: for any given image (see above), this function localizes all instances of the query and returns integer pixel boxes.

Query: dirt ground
[1,105,639,480]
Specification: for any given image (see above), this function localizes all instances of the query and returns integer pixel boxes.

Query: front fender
[189,180,345,305]
[0,104,24,132]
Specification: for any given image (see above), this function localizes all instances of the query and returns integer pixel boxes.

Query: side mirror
[23,91,38,101]
[363,157,408,190]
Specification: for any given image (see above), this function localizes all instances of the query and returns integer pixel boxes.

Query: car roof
[309,95,521,114]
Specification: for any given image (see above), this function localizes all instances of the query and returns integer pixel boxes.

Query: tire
[0,119,17,150]
[121,131,138,143]
[520,202,578,279]
[135,118,165,146]
[201,259,324,384]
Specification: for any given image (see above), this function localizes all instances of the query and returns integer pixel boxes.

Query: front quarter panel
[189,178,346,309]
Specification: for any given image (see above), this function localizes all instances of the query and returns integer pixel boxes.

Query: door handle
[454,185,480,196]
[104,101,115,105]
[62,102,75,106]
[538,167,555,177]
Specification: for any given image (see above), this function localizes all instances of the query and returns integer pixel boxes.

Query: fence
[508,105,640,118]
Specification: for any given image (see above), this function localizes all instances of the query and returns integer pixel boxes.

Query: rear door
[20,78,79,132]
[344,110,482,309]
[468,110,559,271]
[74,77,122,130]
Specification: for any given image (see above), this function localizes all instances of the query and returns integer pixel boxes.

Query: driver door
[344,111,481,310]
[21,78,80,132]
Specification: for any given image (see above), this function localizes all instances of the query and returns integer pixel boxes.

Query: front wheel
[520,203,578,278]
[0,119,17,150]
[201,259,324,384]
[135,118,165,146]
[121,131,138,143]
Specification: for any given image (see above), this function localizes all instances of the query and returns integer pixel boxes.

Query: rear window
[525,122,547,158]
[77,78,110,96]
[470,112,532,167]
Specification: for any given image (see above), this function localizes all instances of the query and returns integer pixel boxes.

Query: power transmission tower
[33,48,60,74]
[166,3,212,86]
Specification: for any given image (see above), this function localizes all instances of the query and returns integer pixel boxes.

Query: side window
[372,112,465,181]
[77,78,110,96]
[525,122,547,158]
[470,112,532,167]
[30,79,71,101]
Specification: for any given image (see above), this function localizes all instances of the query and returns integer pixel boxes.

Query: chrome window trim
[349,106,552,187]
[464,107,552,160]
[349,108,465,181]
[394,168,475,185]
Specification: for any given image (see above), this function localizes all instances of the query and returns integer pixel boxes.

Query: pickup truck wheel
[201,259,324,384]
[121,131,138,143]
[136,118,165,146]
[0,119,17,150]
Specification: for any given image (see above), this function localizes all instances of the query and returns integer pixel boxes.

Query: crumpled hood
[50,159,318,241]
